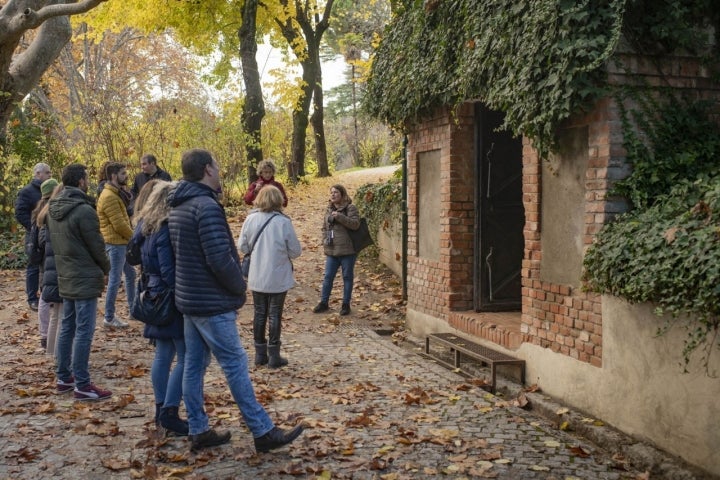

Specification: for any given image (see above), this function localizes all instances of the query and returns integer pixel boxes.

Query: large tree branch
[6,0,108,34]
[10,15,71,99]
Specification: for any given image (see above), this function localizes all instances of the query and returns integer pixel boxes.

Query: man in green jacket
[48,164,112,401]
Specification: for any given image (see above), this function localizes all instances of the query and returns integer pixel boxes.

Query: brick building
[399,51,720,476]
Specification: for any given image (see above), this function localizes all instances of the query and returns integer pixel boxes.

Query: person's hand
[255,180,264,189]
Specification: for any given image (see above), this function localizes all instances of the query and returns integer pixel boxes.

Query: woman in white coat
[238,185,301,368]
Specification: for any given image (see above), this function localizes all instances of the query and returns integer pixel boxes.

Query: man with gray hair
[15,162,52,311]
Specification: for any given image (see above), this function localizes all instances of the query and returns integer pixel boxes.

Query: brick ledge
[448,311,530,351]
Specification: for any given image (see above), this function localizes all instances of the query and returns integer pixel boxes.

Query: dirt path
[0,165,405,381]
[228,165,406,336]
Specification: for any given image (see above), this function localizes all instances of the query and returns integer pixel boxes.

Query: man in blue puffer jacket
[167,148,303,453]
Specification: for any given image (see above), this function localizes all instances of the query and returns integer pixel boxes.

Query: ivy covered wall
[364,0,719,159]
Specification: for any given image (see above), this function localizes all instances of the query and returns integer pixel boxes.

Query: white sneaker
[103,317,129,329]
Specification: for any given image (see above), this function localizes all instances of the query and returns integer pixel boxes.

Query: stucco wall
[518,296,720,476]
[377,220,402,277]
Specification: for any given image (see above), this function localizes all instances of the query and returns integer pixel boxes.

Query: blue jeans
[252,291,287,346]
[26,262,39,304]
[152,338,186,408]
[183,311,274,437]
[104,244,136,321]
[320,254,357,305]
[56,298,98,389]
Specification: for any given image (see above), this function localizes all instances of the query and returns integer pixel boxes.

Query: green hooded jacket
[47,186,110,299]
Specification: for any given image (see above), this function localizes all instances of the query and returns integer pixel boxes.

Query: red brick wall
[520,54,720,367]
[406,104,476,320]
[405,53,720,367]
[519,99,619,368]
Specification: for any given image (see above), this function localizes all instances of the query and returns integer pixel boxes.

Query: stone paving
[0,319,651,480]
[0,168,704,479]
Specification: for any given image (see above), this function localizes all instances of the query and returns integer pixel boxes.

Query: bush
[0,230,28,270]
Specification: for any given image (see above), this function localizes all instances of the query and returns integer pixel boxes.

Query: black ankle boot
[312,301,329,313]
[154,403,163,426]
[190,428,231,452]
[254,342,268,366]
[254,425,304,453]
[159,406,189,436]
[268,344,288,368]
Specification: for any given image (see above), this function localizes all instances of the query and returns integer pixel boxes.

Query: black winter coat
[39,225,62,304]
[168,180,246,316]
[14,179,42,230]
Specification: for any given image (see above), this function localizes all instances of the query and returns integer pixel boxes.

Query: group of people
[13,150,364,454]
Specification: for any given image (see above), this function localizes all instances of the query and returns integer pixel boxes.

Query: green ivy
[354,172,403,256]
[612,93,720,209]
[583,173,720,371]
[364,0,720,159]
[364,0,626,158]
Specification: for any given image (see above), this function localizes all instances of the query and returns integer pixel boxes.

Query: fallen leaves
[5,447,40,464]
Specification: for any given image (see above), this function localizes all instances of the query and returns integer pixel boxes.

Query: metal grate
[425,332,526,393]
[430,332,520,363]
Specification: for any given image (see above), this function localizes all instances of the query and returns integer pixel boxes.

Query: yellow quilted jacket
[97,184,133,245]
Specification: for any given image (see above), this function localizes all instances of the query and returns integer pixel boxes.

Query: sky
[256,43,348,97]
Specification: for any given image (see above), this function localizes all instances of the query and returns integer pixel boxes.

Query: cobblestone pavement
[1,318,652,480]
[0,168,704,479]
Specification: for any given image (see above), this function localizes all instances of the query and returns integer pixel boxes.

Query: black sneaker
[29,300,38,311]
[40,337,47,349]
[339,303,351,316]
[190,428,231,452]
[312,302,329,313]
[254,425,304,453]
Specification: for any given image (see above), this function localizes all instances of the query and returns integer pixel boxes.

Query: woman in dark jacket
[312,184,360,316]
[36,180,62,355]
[130,180,187,436]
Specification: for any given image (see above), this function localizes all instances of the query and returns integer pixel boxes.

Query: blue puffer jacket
[132,222,183,340]
[168,180,246,316]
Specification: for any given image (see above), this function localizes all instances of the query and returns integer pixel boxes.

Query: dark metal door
[475,104,524,311]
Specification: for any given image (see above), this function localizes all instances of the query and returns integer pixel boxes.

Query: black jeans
[252,291,287,346]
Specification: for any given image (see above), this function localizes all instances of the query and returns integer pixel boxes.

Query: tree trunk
[272,0,334,181]
[238,0,265,182]
[312,59,330,177]
[291,69,315,180]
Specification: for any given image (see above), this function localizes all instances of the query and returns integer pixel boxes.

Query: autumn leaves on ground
[0,166,407,477]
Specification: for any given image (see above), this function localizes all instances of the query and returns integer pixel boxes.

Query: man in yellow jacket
[97,162,135,329]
